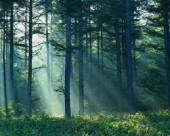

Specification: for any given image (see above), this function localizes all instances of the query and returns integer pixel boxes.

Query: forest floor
[0,109,169,136]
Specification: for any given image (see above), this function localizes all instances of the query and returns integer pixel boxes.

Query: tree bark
[65,0,71,117]
[2,7,8,124]
[163,0,170,109]
[45,0,50,90]
[28,0,33,115]
[115,17,123,111]
[125,0,134,114]
[10,0,15,103]
[25,4,28,68]
[78,6,84,115]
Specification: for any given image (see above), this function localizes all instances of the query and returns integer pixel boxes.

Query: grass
[0,108,169,136]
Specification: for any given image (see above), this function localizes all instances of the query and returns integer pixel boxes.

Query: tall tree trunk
[25,4,28,68]
[65,0,71,117]
[0,15,3,99]
[125,0,134,114]
[89,16,92,79]
[5,10,9,97]
[3,9,8,124]
[45,0,50,89]
[132,16,136,82]
[101,23,104,74]
[115,17,123,111]
[85,17,88,64]
[28,0,33,115]
[10,0,15,103]
[97,23,100,67]
[50,0,53,85]
[121,19,127,110]
[78,6,84,115]
[73,17,79,114]
[163,0,170,109]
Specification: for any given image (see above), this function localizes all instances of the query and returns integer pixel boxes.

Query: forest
[0,0,170,135]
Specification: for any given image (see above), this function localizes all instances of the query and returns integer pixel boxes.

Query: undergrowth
[0,104,169,136]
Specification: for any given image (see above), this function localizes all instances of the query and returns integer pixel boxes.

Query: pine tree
[65,0,72,117]
[28,0,33,115]
[125,0,134,114]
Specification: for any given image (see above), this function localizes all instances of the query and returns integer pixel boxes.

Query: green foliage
[0,109,169,136]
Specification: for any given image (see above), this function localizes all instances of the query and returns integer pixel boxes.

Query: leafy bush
[0,108,169,136]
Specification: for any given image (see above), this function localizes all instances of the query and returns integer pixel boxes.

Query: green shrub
[0,108,169,136]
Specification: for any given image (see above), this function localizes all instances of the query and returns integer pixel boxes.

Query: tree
[9,0,14,103]
[78,0,84,115]
[45,0,50,90]
[115,16,123,111]
[28,0,33,115]
[125,0,134,114]
[25,3,28,68]
[2,4,8,123]
[65,0,71,117]
[163,0,170,109]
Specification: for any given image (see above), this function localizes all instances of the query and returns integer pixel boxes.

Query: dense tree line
[0,0,169,118]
